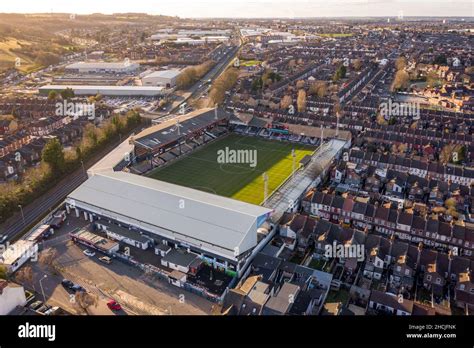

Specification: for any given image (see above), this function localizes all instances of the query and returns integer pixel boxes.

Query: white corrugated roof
[144,70,181,79]
[67,172,272,259]
[66,62,138,69]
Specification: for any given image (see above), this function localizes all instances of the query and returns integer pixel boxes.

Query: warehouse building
[65,61,139,74]
[141,70,181,88]
[65,171,273,276]
[39,85,168,97]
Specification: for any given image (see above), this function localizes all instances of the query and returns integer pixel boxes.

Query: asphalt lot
[26,214,214,315]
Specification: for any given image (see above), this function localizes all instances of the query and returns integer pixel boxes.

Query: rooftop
[67,171,272,260]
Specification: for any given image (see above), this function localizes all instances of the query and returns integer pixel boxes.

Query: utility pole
[177,118,182,155]
[40,275,48,303]
[18,205,25,225]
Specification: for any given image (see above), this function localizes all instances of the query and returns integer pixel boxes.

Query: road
[154,44,240,122]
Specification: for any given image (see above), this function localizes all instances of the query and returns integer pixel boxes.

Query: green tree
[251,77,263,91]
[333,65,347,81]
[42,138,65,173]
[0,264,8,279]
[433,55,447,65]
[60,88,75,100]
[48,91,58,101]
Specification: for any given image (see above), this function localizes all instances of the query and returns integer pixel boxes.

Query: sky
[0,0,473,18]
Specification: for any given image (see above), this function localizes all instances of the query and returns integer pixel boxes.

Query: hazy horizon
[1,0,473,19]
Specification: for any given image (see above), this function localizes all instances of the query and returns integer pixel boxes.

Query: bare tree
[391,70,410,91]
[38,248,59,268]
[352,59,363,71]
[297,89,307,112]
[280,95,293,110]
[15,265,35,290]
[309,81,328,98]
[296,80,305,89]
[395,56,407,71]
[74,291,99,315]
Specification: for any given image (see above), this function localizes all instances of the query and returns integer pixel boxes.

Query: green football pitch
[148,134,315,205]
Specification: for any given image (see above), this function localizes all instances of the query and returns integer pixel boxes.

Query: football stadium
[65,107,341,298]
[148,133,315,205]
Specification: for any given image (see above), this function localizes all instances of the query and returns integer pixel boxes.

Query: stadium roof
[66,171,272,260]
[134,108,230,150]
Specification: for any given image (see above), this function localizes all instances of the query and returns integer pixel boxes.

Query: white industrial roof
[66,62,139,69]
[144,70,181,79]
[67,172,272,260]
[39,85,164,92]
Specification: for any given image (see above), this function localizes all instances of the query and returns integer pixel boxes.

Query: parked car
[71,284,86,293]
[61,279,74,289]
[99,256,112,264]
[37,304,51,314]
[44,306,60,315]
[29,301,43,310]
[107,300,122,311]
[83,249,95,257]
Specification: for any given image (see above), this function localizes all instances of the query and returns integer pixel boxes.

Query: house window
[460,284,465,291]
[405,269,410,276]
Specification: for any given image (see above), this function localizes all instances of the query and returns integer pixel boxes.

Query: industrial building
[39,85,168,97]
[65,171,273,276]
[141,70,181,88]
[65,61,139,74]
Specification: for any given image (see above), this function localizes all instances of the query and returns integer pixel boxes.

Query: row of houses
[302,191,474,256]
[331,161,473,213]
[279,213,474,312]
[349,149,474,185]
